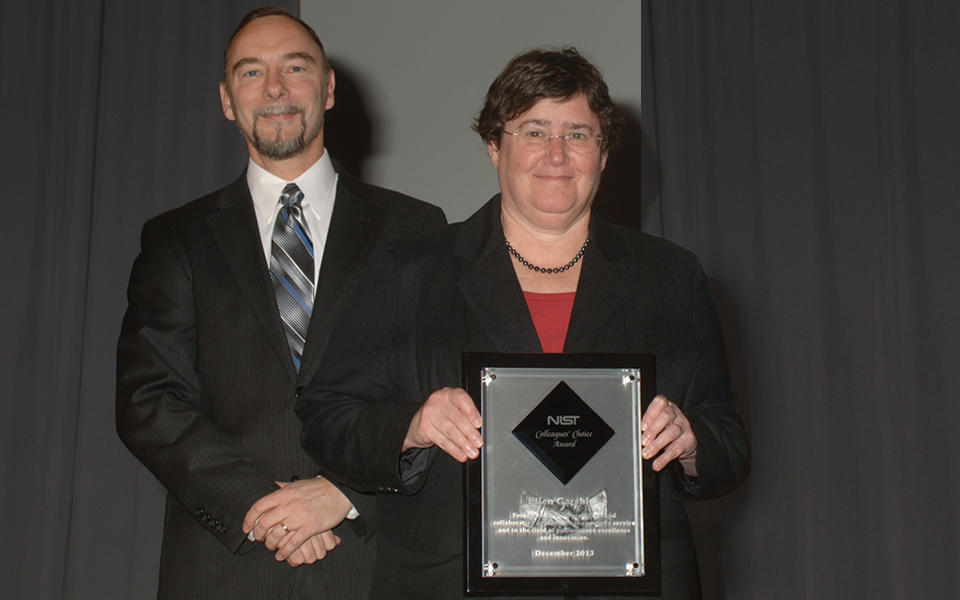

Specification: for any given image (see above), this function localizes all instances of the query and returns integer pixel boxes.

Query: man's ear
[324,68,336,111]
[219,81,236,121]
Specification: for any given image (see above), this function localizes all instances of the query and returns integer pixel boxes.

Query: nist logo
[546,415,580,426]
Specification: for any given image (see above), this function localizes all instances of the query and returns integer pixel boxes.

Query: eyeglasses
[503,123,602,153]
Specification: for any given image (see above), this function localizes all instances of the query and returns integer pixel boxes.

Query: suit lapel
[207,175,297,379]
[564,219,638,353]
[297,175,376,382]
[455,203,639,355]
[456,197,542,353]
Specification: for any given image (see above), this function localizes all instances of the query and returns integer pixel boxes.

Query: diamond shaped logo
[512,381,615,484]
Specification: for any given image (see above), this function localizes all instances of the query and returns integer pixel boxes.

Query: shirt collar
[247,152,337,226]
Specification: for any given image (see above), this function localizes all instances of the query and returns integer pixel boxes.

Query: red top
[523,291,576,353]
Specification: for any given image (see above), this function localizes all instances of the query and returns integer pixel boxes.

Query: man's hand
[242,477,353,562]
[284,530,341,567]
[403,387,482,462]
[641,395,698,475]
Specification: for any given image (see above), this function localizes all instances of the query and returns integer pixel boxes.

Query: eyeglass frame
[501,124,603,153]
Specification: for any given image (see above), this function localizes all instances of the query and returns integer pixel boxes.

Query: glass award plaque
[463,353,660,596]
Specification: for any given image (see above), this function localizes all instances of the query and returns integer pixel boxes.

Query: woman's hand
[403,387,483,462]
[641,395,698,475]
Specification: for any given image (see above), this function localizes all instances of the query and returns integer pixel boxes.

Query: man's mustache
[253,105,304,118]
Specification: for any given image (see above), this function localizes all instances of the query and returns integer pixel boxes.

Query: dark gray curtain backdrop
[643,1,960,598]
[0,1,294,598]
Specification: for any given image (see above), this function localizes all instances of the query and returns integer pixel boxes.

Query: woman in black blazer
[296,48,749,599]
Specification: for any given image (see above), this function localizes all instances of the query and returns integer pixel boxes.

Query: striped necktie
[269,183,314,370]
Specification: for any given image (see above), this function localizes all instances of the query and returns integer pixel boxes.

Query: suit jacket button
[295,386,304,398]
[194,507,205,518]
[217,524,227,533]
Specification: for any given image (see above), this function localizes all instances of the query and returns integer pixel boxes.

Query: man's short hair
[222,6,329,81]
[473,47,624,154]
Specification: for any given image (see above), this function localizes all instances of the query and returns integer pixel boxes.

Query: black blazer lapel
[455,197,542,353]
[297,178,376,381]
[564,218,642,353]
[455,203,641,355]
[206,175,297,378]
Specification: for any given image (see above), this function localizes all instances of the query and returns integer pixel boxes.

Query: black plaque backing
[463,353,660,596]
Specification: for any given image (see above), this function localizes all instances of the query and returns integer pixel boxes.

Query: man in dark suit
[116,7,444,599]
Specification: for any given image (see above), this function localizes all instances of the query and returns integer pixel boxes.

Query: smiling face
[219,15,335,173]
[488,94,607,234]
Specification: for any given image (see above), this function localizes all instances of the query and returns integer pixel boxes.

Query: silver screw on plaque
[483,561,499,577]
[482,370,497,385]
[622,370,637,385]
[625,561,641,576]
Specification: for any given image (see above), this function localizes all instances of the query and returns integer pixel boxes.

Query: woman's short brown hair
[473,47,624,154]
